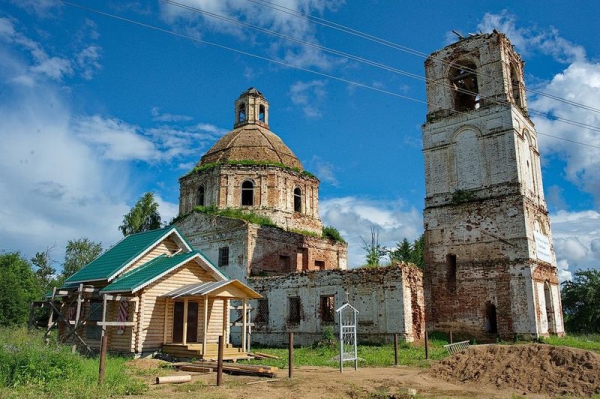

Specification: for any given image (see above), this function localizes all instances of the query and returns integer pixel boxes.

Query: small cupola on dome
[234,87,269,128]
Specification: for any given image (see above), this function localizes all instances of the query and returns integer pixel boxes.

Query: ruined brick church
[175,31,564,344]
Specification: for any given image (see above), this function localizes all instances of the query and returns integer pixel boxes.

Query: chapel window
[196,185,205,207]
[293,187,302,213]
[320,295,335,323]
[241,180,254,206]
[450,62,479,111]
[255,299,269,324]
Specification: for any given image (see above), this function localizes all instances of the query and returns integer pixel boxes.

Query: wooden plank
[97,322,136,327]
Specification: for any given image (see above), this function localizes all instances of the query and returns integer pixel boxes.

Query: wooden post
[393,333,399,366]
[288,332,294,379]
[425,331,429,360]
[222,299,228,340]
[183,298,189,345]
[202,296,208,356]
[216,335,224,386]
[73,283,84,353]
[98,294,108,385]
[449,330,453,344]
[45,287,57,344]
[163,298,168,344]
[241,298,247,353]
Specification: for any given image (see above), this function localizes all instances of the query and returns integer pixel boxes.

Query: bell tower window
[450,62,479,111]
[510,63,525,111]
[293,187,302,212]
[196,185,205,206]
[259,105,265,122]
[238,103,246,123]
[241,180,254,206]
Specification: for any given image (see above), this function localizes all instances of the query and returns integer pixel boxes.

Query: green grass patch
[541,334,600,353]
[0,326,147,398]
[183,160,317,179]
[190,205,277,227]
[240,339,448,369]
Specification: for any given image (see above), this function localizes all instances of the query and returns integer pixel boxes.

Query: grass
[540,334,600,353]
[0,326,147,398]
[239,337,449,369]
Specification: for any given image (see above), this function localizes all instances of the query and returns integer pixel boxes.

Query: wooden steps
[173,361,277,378]
[162,343,252,361]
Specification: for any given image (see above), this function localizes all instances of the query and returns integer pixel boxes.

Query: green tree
[31,246,57,293]
[561,269,600,334]
[0,252,41,326]
[361,227,385,267]
[61,238,102,280]
[390,238,411,262]
[119,192,162,236]
[409,234,425,269]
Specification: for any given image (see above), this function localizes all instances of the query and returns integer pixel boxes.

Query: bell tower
[422,31,564,339]
[234,87,269,128]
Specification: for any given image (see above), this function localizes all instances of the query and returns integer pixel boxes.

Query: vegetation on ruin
[322,225,346,243]
[450,189,476,204]
[0,327,147,398]
[560,269,600,334]
[189,205,277,227]
[183,160,317,179]
[288,228,321,238]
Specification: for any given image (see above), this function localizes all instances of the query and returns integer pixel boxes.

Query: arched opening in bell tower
[293,187,302,212]
[241,180,254,206]
[259,104,265,122]
[544,281,556,334]
[238,103,247,123]
[450,62,479,111]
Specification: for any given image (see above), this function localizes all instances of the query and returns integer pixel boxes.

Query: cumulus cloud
[151,107,194,122]
[550,210,600,281]
[289,80,327,118]
[8,0,61,18]
[477,10,586,63]
[320,197,422,267]
[160,0,344,69]
[306,155,338,186]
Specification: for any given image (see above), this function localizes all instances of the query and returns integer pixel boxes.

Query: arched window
[259,104,265,122]
[241,180,254,206]
[450,62,479,111]
[238,103,246,123]
[196,185,205,206]
[293,187,302,212]
[510,63,525,110]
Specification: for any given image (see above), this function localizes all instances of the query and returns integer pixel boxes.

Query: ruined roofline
[180,160,318,181]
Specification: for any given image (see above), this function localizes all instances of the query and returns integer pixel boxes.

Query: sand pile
[430,344,600,397]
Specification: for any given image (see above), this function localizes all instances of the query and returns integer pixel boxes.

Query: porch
[162,343,251,361]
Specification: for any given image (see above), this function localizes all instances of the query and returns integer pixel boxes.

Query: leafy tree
[31,246,57,292]
[561,269,600,334]
[361,227,385,267]
[119,192,162,236]
[61,238,102,280]
[0,252,41,326]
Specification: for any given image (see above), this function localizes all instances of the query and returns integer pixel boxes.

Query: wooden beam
[183,298,188,345]
[163,298,168,344]
[202,296,208,356]
[222,298,228,344]
[242,298,247,353]
[97,321,136,327]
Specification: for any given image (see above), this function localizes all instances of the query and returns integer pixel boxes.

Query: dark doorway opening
[484,301,498,334]
[173,301,199,343]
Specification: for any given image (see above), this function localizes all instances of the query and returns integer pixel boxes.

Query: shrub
[322,226,346,243]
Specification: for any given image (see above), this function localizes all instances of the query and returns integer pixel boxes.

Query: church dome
[198,88,303,171]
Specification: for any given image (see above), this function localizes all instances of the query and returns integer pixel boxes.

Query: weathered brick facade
[247,264,424,346]
[422,32,564,340]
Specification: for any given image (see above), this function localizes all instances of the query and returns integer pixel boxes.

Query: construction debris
[173,361,277,378]
[155,375,192,384]
[250,352,280,360]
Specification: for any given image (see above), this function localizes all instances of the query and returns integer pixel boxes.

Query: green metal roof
[100,251,199,293]
[65,227,184,284]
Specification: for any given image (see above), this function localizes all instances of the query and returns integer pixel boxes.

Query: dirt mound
[430,344,600,397]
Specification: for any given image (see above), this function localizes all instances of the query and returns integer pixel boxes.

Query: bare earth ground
[130,344,600,399]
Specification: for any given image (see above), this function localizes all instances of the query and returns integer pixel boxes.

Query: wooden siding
[139,260,215,352]
[105,296,137,353]
[122,237,180,276]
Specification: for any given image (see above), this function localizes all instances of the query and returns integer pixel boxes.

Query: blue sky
[1,1,599,280]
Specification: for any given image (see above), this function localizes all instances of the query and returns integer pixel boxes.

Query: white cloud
[306,155,338,186]
[76,45,102,80]
[320,197,422,267]
[160,0,344,69]
[477,10,586,63]
[151,107,194,122]
[8,0,61,18]
[289,80,327,118]
[550,210,600,280]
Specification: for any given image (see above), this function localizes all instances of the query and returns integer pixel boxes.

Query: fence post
[393,333,399,366]
[288,332,294,379]
[217,335,224,386]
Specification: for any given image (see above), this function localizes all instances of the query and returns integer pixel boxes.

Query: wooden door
[173,302,184,343]
[187,302,198,343]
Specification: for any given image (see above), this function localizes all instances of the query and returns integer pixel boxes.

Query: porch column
[242,298,247,352]
[163,298,168,344]
[222,299,228,344]
[183,298,188,345]
[202,296,208,356]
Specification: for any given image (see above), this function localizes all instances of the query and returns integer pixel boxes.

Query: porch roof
[163,280,262,299]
